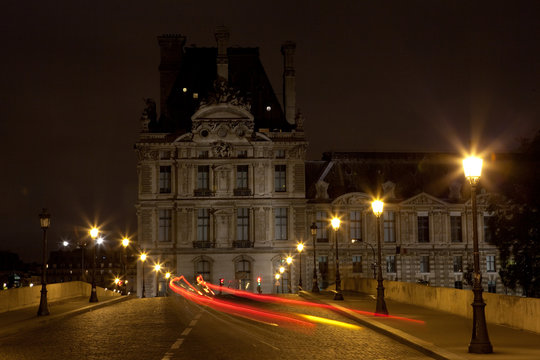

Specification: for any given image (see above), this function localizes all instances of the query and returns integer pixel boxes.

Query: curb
[0,295,132,338]
[299,291,467,360]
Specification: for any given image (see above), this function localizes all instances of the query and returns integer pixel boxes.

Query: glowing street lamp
[275,273,281,293]
[297,243,304,289]
[331,217,344,300]
[286,257,293,293]
[372,199,388,315]
[463,156,492,353]
[121,237,129,295]
[153,263,162,297]
[139,253,147,298]
[310,223,319,293]
[89,227,99,303]
[37,209,51,316]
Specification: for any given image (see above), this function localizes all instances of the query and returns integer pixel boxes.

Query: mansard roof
[306,152,511,203]
[149,46,293,134]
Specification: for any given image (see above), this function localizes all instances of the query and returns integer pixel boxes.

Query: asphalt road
[0,294,431,359]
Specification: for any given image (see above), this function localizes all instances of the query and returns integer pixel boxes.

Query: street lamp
[275,273,281,293]
[463,156,493,354]
[279,266,285,294]
[140,253,147,298]
[297,243,304,289]
[154,263,161,297]
[37,209,51,316]
[310,223,319,293]
[121,237,129,295]
[89,227,99,303]
[286,256,293,293]
[331,217,344,300]
[372,200,388,315]
[351,239,376,279]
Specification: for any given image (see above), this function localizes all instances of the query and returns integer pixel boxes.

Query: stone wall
[0,281,121,313]
[343,277,540,334]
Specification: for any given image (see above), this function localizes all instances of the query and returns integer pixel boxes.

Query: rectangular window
[454,281,463,289]
[237,208,249,241]
[158,209,172,242]
[450,215,462,242]
[484,215,493,243]
[237,150,248,158]
[197,166,209,190]
[274,165,287,192]
[275,149,285,158]
[316,211,328,242]
[453,256,463,272]
[352,255,362,273]
[236,165,248,189]
[198,150,209,158]
[197,209,209,242]
[420,256,430,273]
[386,255,396,273]
[488,280,496,293]
[383,211,396,243]
[486,255,496,272]
[159,166,171,193]
[275,208,288,240]
[417,215,429,243]
[350,211,362,241]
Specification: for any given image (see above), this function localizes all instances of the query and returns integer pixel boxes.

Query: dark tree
[487,131,540,297]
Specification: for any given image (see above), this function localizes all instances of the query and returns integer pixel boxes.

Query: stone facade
[135,29,501,296]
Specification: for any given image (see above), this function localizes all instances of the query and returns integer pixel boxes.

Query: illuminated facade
[135,29,501,296]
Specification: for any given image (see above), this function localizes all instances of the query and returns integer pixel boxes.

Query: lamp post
[154,263,161,297]
[37,209,51,316]
[122,238,129,295]
[275,273,280,293]
[352,239,376,279]
[310,223,319,293]
[297,243,304,289]
[286,256,293,293]
[279,266,285,294]
[89,227,99,303]
[372,200,388,315]
[140,253,147,298]
[331,217,344,300]
[463,156,493,353]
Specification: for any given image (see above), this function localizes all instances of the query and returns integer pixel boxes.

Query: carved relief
[382,181,396,199]
[315,180,329,200]
[198,78,251,112]
[212,141,232,158]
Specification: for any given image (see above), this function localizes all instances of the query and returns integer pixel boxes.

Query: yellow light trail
[298,314,362,330]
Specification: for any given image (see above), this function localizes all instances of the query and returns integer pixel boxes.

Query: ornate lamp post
[89,227,99,303]
[37,209,51,316]
[122,237,129,295]
[463,156,493,354]
[286,256,293,293]
[140,253,147,298]
[331,217,344,300]
[275,273,280,293]
[372,200,388,315]
[310,223,319,293]
[279,266,285,294]
[154,263,161,297]
[297,243,304,289]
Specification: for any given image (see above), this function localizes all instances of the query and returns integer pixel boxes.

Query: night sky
[1,1,538,262]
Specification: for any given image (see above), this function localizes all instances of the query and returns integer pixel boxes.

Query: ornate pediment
[333,192,371,206]
[400,192,448,207]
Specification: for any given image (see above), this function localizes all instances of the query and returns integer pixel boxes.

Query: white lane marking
[171,338,184,349]
[161,352,174,359]
[194,313,202,320]
[181,327,192,336]
[189,319,198,327]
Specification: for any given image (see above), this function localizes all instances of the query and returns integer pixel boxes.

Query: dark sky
[1,1,538,262]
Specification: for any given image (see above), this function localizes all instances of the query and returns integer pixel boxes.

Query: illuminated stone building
[135,28,501,296]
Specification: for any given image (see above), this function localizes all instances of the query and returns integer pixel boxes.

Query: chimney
[281,41,296,125]
[215,26,230,80]
[158,34,186,117]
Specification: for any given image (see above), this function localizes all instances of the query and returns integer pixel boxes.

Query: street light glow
[90,227,99,239]
[154,264,161,272]
[122,238,129,247]
[140,253,147,262]
[279,266,285,274]
[96,237,104,245]
[63,240,69,247]
[286,256,292,265]
[297,243,304,252]
[463,156,483,183]
[331,217,340,231]
[372,200,384,218]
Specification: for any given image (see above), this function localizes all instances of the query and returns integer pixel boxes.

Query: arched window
[196,260,211,282]
[235,259,251,290]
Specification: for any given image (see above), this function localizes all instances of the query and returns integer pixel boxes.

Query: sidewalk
[299,290,540,360]
[0,295,131,338]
